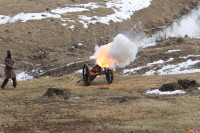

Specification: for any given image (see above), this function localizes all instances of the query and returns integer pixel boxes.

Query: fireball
[95,43,115,68]
[94,34,138,69]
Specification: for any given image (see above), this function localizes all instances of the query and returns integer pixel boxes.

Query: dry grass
[146,18,166,29]
[0,73,200,132]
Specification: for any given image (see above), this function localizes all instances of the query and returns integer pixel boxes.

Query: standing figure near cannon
[1,50,17,89]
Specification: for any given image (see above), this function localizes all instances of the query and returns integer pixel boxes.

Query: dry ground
[0,73,200,132]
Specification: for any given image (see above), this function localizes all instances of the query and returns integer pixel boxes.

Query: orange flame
[95,44,115,68]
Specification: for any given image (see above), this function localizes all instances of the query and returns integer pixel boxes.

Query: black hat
[7,50,12,55]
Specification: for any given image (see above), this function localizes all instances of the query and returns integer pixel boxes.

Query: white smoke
[94,34,138,68]
[109,34,138,66]
[93,4,200,68]
[167,5,200,38]
[151,4,200,40]
[138,3,200,48]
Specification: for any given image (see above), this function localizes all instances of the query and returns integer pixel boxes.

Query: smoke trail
[138,3,200,48]
[165,5,200,38]
[150,3,200,40]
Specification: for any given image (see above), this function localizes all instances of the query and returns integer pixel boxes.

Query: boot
[1,78,9,89]
[12,78,17,88]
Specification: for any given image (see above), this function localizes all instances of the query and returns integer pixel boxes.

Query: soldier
[1,50,17,89]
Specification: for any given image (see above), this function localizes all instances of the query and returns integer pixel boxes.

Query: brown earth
[159,79,199,91]
[0,74,200,132]
[159,82,183,91]
[43,88,71,99]
[0,0,198,78]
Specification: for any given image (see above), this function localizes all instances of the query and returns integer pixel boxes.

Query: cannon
[78,64,114,86]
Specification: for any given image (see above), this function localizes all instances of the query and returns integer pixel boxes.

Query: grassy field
[0,73,199,132]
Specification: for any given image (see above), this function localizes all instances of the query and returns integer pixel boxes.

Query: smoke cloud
[138,3,200,48]
[109,34,138,66]
[94,34,138,68]
[93,3,200,69]
[151,4,200,40]
[165,5,200,38]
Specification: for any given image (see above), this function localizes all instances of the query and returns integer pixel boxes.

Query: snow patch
[0,15,10,24]
[123,58,174,74]
[73,2,103,9]
[145,70,156,75]
[90,55,95,60]
[0,12,61,24]
[147,59,165,67]
[68,25,75,31]
[66,61,83,66]
[78,43,83,46]
[17,72,33,81]
[79,20,89,28]
[11,12,61,22]
[166,49,181,53]
[75,96,80,99]
[0,0,152,28]
[51,7,89,14]
[179,55,200,59]
[75,69,82,74]
[0,64,5,67]
[145,89,186,95]
[62,23,67,26]
[167,58,174,62]
[79,0,152,25]
[145,59,200,75]
[143,42,156,48]
[123,66,145,74]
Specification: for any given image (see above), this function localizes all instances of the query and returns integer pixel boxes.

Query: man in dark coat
[1,50,17,89]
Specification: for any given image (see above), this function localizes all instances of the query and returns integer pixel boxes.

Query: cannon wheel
[106,69,113,84]
[82,64,90,86]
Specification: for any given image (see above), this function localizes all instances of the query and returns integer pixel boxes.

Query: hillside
[0,0,198,78]
[0,0,200,132]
